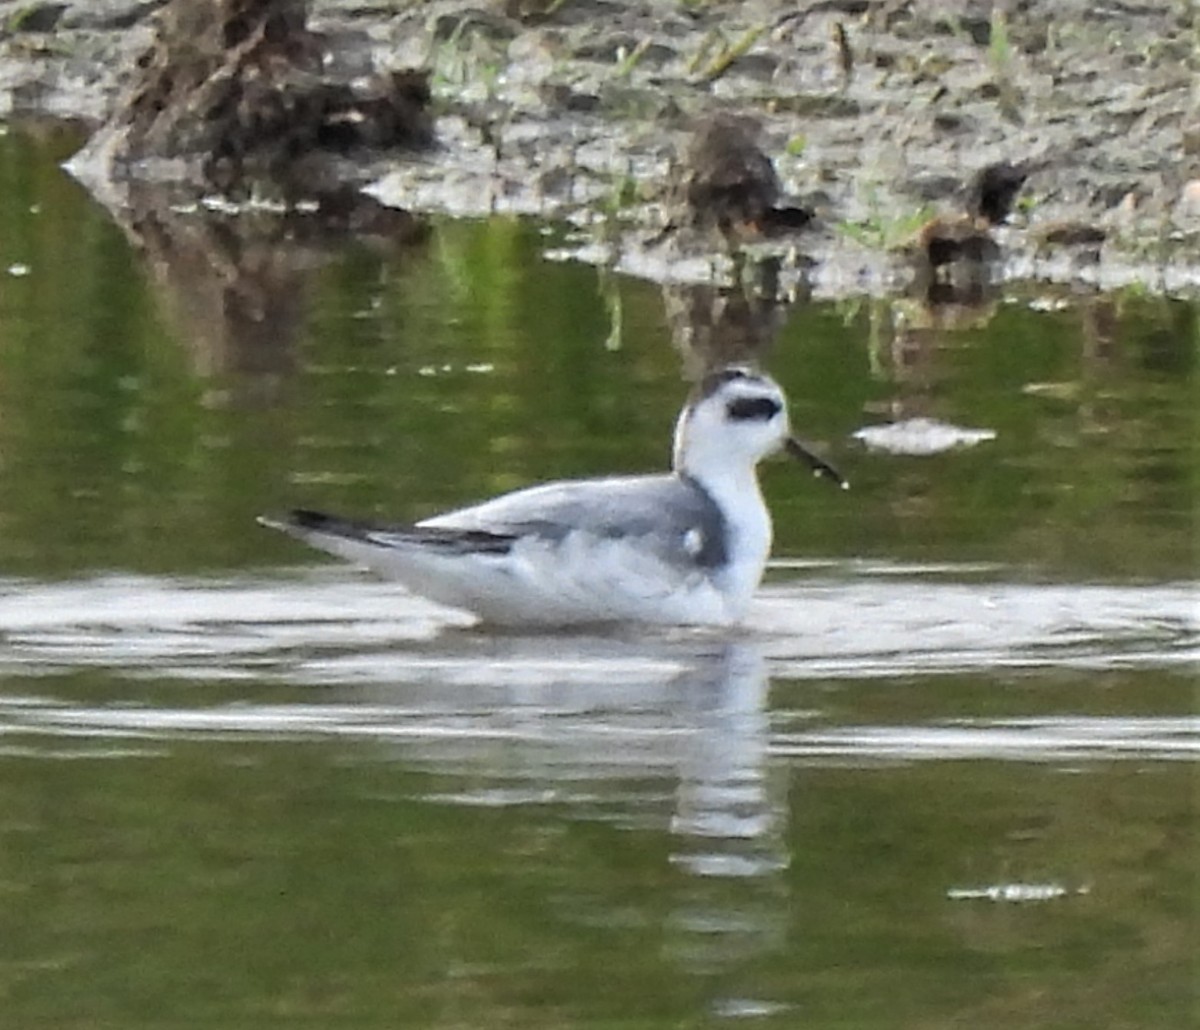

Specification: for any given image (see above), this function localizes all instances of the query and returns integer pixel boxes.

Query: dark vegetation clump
[680,114,782,238]
[673,114,813,244]
[964,161,1029,226]
[113,0,433,196]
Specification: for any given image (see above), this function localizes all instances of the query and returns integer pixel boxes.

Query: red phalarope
[259,367,846,627]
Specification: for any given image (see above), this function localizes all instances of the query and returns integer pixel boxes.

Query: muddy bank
[0,0,1196,297]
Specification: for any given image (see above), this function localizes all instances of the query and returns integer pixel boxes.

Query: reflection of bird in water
[667,642,790,977]
[662,279,790,381]
[261,368,845,627]
[660,114,814,246]
[671,643,779,867]
[353,636,790,985]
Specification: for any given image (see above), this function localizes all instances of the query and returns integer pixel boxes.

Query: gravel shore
[1,0,1196,296]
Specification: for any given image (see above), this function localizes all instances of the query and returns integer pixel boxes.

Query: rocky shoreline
[1,0,1196,298]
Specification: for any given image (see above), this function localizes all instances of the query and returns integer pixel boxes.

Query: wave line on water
[771,716,1200,762]
[2,692,1197,763]
[0,570,1195,685]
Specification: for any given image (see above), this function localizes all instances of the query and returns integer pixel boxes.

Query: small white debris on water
[1021,381,1080,399]
[712,998,791,1018]
[947,882,1090,903]
[852,417,997,456]
[1027,295,1072,312]
[6,263,30,277]
[419,363,494,377]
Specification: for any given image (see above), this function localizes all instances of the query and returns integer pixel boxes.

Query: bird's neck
[679,453,762,508]
[678,455,773,614]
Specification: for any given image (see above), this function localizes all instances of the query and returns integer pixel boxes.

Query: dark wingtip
[288,508,339,531]
[257,509,342,534]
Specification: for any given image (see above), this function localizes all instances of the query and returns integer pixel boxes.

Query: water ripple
[0,566,1194,685]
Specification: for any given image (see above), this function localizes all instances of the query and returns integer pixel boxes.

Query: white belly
[326,529,738,627]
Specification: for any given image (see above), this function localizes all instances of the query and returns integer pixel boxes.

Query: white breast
[700,467,773,620]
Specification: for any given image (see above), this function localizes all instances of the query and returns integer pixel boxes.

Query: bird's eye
[726,397,781,421]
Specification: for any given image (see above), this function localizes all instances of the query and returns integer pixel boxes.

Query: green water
[0,126,1196,1028]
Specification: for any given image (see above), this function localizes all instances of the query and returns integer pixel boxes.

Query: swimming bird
[259,367,846,627]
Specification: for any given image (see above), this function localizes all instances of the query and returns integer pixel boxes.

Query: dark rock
[730,52,780,82]
[761,205,814,232]
[965,161,1029,224]
[806,0,870,15]
[431,8,518,43]
[932,111,974,134]
[1033,221,1107,247]
[767,93,860,119]
[906,173,966,203]
[8,2,68,32]
[540,82,601,113]
[505,0,619,27]
[960,15,991,45]
[330,3,401,16]
[1090,180,1142,208]
[597,82,682,122]
[61,0,166,30]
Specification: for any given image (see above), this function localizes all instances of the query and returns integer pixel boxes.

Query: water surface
[0,125,1196,1028]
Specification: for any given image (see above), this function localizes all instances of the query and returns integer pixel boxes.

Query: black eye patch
[726,397,781,421]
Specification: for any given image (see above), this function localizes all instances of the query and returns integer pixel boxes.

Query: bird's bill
[785,436,849,490]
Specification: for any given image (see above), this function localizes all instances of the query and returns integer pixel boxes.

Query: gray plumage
[272,473,726,572]
[259,366,845,626]
[421,473,728,569]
